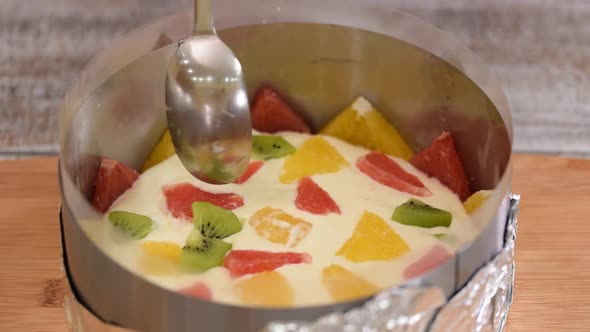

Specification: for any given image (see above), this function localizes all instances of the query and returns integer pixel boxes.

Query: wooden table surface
[1,0,590,159]
[0,154,589,331]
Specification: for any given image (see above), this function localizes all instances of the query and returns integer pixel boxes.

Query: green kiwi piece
[192,202,242,239]
[392,199,452,228]
[179,229,232,271]
[108,211,153,239]
[252,135,296,160]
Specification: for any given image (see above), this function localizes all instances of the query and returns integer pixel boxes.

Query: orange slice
[320,97,414,160]
[336,211,410,262]
[280,136,349,184]
[248,207,312,247]
[235,271,294,307]
[322,264,379,302]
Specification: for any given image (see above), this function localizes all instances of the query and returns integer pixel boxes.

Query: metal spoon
[165,0,251,184]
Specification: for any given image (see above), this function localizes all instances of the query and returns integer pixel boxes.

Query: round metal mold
[58,2,513,331]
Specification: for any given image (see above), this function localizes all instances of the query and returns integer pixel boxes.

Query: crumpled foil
[264,195,519,332]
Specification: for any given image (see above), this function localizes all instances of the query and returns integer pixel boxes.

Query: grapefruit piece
[322,264,379,302]
[403,245,452,279]
[180,282,213,300]
[357,152,431,196]
[336,211,410,262]
[410,132,471,201]
[233,161,264,184]
[251,87,311,133]
[248,207,312,247]
[162,183,244,220]
[223,249,312,278]
[235,271,294,306]
[141,130,176,172]
[463,190,492,214]
[92,158,140,213]
[320,97,414,160]
[295,177,341,215]
[280,136,349,184]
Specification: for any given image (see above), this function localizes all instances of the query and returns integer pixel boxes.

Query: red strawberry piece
[357,152,431,196]
[233,161,264,184]
[403,245,452,279]
[251,87,311,133]
[224,250,312,278]
[180,282,213,300]
[92,158,140,213]
[162,183,244,220]
[410,132,471,201]
[295,177,341,215]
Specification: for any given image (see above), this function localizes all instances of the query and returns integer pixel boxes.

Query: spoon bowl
[165,0,251,184]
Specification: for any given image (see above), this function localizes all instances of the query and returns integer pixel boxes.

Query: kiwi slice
[108,211,153,239]
[252,135,296,160]
[192,202,242,239]
[392,199,452,228]
[179,229,232,271]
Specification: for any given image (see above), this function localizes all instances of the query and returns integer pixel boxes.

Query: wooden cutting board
[1,154,589,331]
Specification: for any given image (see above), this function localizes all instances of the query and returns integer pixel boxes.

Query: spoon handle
[194,0,215,35]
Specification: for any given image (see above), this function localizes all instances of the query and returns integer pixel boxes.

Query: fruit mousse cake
[82,87,492,307]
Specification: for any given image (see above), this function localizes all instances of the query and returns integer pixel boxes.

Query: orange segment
[235,271,294,307]
[279,136,349,184]
[249,207,312,247]
[336,211,410,262]
[320,97,414,160]
[142,130,176,172]
[322,264,379,302]
[142,241,182,261]
[141,241,182,275]
[463,190,492,214]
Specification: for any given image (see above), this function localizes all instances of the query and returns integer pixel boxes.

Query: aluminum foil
[265,194,519,332]
[62,195,519,332]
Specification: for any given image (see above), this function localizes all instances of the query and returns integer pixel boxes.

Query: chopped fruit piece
[108,211,152,239]
[410,132,471,201]
[463,190,492,214]
[92,158,140,213]
[357,152,431,196]
[252,135,296,160]
[224,249,312,278]
[295,177,341,215]
[142,241,182,262]
[336,211,409,262]
[163,183,244,220]
[179,229,232,272]
[280,136,349,184]
[192,202,242,239]
[248,207,312,247]
[141,130,175,172]
[392,199,452,228]
[251,87,311,133]
[320,97,414,160]
[403,245,452,279]
[322,264,379,302]
[235,271,294,307]
[141,241,181,275]
[141,255,178,276]
[180,282,213,300]
[234,161,265,184]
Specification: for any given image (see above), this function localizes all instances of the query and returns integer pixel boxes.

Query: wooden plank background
[1,0,589,158]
